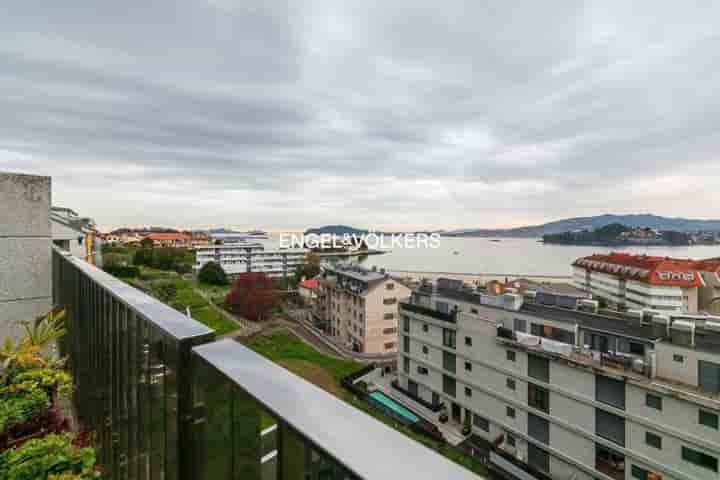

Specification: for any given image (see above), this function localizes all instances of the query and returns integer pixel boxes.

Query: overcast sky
[2,1,720,231]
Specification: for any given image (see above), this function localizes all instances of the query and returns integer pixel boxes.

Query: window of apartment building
[531,323,575,344]
[631,465,663,480]
[596,375,626,410]
[596,409,626,447]
[422,323,429,333]
[596,445,625,480]
[528,384,549,413]
[699,360,720,394]
[402,316,409,332]
[384,313,395,320]
[645,432,662,450]
[700,410,719,430]
[383,327,397,335]
[471,308,478,314]
[528,444,550,473]
[506,406,516,419]
[417,366,428,375]
[403,357,409,374]
[528,354,550,383]
[473,414,489,431]
[403,335,410,353]
[384,342,395,350]
[682,446,718,472]
[465,336,472,347]
[506,350,516,362]
[505,432,516,447]
[528,413,549,445]
[645,393,662,410]
[465,387,472,397]
[442,328,456,349]
[443,351,456,374]
[422,345,428,355]
[673,354,685,363]
[436,301,449,314]
[465,361,472,372]
[383,297,397,305]
[443,375,456,397]
[506,378,516,391]
[386,283,395,290]
[513,318,527,333]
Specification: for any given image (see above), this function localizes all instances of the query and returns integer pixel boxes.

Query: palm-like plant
[18,310,66,350]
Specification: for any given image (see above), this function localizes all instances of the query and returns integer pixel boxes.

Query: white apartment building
[572,253,712,313]
[398,279,720,480]
[194,242,307,278]
[315,265,411,355]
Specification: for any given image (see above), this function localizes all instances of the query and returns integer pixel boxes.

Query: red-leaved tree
[225,272,279,321]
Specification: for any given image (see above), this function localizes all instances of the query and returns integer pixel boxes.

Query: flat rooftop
[323,265,387,283]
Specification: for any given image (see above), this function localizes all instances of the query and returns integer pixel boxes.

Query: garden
[240,329,487,476]
[0,310,100,479]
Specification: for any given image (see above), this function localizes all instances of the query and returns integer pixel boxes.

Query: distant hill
[443,214,720,238]
[304,225,368,236]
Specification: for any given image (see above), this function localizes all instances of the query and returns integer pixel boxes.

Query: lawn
[241,330,362,386]
[189,306,237,336]
[240,329,487,477]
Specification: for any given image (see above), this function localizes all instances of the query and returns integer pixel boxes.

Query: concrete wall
[0,172,52,341]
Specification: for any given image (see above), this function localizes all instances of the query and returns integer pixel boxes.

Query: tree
[198,261,228,286]
[225,272,278,321]
[140,237,154,249]
[133,248,153,266]
[292,253,321,287]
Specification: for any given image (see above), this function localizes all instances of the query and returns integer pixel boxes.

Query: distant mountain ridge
[442,214,720,238]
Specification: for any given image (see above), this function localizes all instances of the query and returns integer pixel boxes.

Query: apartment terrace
[51,248,476,479]
[495,327,720,411]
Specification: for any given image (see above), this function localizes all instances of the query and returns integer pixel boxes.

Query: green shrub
[103,266,140,278]
[197,262,227,286]
[0,383,49,434]
[0,433,98,479]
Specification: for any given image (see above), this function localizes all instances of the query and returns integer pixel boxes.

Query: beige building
[315,265,410,354]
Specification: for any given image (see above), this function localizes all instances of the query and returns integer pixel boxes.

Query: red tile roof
[573,252,709,287]
[299,278,318,290]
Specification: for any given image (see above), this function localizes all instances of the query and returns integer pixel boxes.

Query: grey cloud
[1,0,720,229]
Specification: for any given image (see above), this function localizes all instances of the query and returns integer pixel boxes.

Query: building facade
[51,206,101,265]
[145,232,192,248]
[573,253,720,313]
[398,279,720,480]
[0,172,52,341]
[315,265,411,355]
[194,243,307,278]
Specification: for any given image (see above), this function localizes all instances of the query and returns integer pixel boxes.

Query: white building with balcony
[194,242,307,278]
[398,279,720,480]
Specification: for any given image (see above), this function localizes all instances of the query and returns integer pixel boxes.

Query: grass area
[240,329,487,476]
[189,306,237,336]
[241,330,362,386]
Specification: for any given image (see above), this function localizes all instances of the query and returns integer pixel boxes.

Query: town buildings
[398,278,720,480]
[314,265,411,354]
[145,232,192,248]
[298,277,318,301]
[194,241,307,278]
[573,253,720,313]
[51,206,101,265]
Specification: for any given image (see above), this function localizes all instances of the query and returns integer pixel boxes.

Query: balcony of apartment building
[2,172,477,480]
[399,300,457,324]
[496,326,653,380]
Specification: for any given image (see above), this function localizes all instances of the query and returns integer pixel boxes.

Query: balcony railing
[53,248,215,480]
[53,248,479,480]
[399,301,456,323]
